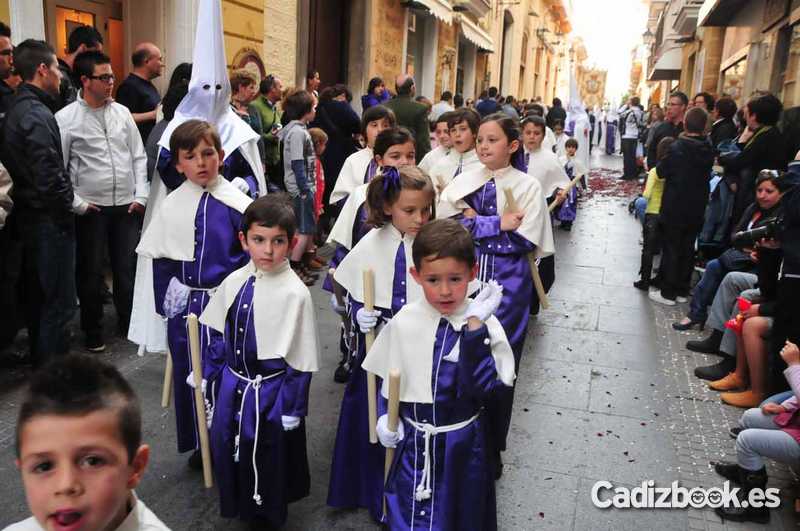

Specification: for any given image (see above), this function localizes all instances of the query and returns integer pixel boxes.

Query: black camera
[731,216,783,248]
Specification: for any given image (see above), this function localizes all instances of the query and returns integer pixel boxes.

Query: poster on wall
[694,48,705,95]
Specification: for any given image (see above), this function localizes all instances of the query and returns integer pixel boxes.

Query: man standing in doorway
[56,24,103,110]
[306,69,320,98]
[647,91,687,170]
[56,51,148,352]
[251,74,284,190]
[115,42,164,142]
[384,74,431,162]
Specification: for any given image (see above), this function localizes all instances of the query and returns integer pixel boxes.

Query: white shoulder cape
[560,155,588,178]
[429,148,482,192]
[329,147,373,204]
[136,176,252,261]
[199,260,319,372]
[527,148,570,197]
[333,223,421,309]
[418,145,449,174]
[326,183,369,250]
[361,298,516,404]
[437,165,555,258]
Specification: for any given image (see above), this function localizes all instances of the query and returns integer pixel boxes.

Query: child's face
[410,256,477,315]
[175,139,224,188]
[554,125,564,136]
[375,141,415,168]
[365,118,391,148]
[450,120,476,153]
[17,410,148,531]
[384,188,432,237]
[239,224,295,272]
[477,121,518,171]
[566,145,577,157]
[434,122,452,149]
[315,140,327,157]
[523,123,544,151]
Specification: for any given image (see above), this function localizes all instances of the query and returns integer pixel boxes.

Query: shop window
[721,59,747,104]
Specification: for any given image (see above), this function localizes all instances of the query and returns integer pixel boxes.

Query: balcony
[452,0,490,18]
[674,0,704,35]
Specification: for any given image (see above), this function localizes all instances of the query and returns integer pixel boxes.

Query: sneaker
[729,427,743,439]
[648,290,676,306]
[709,372,746,391]
[676,296,688,303]
[86,334,106,353]
[633,279,649,291]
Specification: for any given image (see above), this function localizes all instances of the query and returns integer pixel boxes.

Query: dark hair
[479,90,488,99]
[260,74,277,94]
[670,91,689,106]
[553,120,565,130]
[488,86,498,98]
[320,84,348,103]
[73,50,110,82]
[505,95,514,104]
[170,119,222,158]
[481,112,521,144]
[397,76,414,96]
[630,96,641,107]
[522,114,547,134]
[694,91,715,111]
[552,97,562,107]
[684,107,708,134]
[453,93,464,107]
[565,138,579,149]
[283,89,315,121]
[0,21,10,39]
[747,93,782,126]
[16,355,141,462]
[13,39,56,81]
[435,110,454,126]
[168,63,192,89]
[365,165,434,227]
[412,218,475,270]
[230,69,257,94]
[373,127,415,158]
[756,169,793,193]
[528,103,545,117]
[656,136,675,161]
[440,90,452,101]
[361,104,397,137]
[161,81,188,121]
[306,69,318,81]
[448,108,481,135]
[715,96,737,120]
[67,25,103,54]
[241,194,296,240]
[368,76,384,94]
[131,47,152,68]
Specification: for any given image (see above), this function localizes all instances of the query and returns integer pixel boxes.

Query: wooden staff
[503,189,550,309]
[187,313,213,488]
[363,269,378,444]
[160,350,173,408]
[548,172,585,213]
[383,368,401,517]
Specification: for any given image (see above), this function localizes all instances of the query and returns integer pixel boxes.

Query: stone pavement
[0,152,796,530]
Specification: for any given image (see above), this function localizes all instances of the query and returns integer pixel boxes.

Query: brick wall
[262,0,298,85]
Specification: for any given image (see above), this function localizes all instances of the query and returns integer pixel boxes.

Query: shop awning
[416,0,453,24]
[698,0,749,27]
[459,15,494,52]
[648,47,682,81]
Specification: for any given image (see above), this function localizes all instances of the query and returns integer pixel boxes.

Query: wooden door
[308,0,350,89]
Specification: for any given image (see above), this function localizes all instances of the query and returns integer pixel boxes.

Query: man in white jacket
[56,50,148,352]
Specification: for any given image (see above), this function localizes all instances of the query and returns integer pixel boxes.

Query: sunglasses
[89,74,115,83]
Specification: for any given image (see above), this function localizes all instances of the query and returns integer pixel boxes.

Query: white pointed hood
[158,0,259,158]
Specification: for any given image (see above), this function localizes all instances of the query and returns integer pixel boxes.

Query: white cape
[527,148,570,198]
[329,147,373,204]
[361,298,516,404]
[199,260,320,372]
[326,183,369,250]
[429,148,482,193]
[418,145,449,174]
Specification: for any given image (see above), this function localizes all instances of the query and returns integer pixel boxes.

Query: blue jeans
[688,258,725,322]
[634,197,647,225]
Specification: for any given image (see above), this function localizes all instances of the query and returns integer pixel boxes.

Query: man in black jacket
[650,107,715,305]
[1,39,75,364]
[646,91,686,169]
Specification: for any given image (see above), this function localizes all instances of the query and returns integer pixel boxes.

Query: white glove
[281,415,301,431]
[465,280,504,322]
[163,277,191,318]
[185,372,207,394]
[356,307,381,334]
[376,414,404,448]
[230,177,251,194]
[330,294,346,316]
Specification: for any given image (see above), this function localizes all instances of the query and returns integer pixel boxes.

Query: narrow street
[0,153,796,530]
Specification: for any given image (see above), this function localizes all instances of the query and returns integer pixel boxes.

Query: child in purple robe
[136,120,252,464]
[556,138,586,231]
[199,195,320,528]
[326,128,417,381]
[363,219,516,530]
[328,165,435,522]
[438,113,554,477]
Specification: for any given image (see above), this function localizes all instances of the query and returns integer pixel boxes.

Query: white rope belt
[404,412,480,501]
[228,366,285,505]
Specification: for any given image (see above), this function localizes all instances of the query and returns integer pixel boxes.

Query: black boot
[694,356,736,381]
[686,329,723,354]
[715,466,770,524]
[712,460,740,483]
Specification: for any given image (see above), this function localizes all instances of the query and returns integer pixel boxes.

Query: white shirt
[56,93,149,214]
[618,105,644,139]
[4,494,171,531]
[429,100,454,122]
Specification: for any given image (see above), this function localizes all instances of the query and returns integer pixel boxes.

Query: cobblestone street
[0,153,796,530]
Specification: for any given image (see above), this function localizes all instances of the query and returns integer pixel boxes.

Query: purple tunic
[556,163,578,223]
[153,193,249,453]
[327,241,408,522]
[157,147,261,197]
[384,320,501,531]
[605,122,617,155]
[459,179,536,452]
[207,276,312,525]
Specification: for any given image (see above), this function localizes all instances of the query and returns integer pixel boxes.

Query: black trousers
[768,276,800,383]
[0,214,23,348]
[75,205,141,338]
[638,213,661,282]
[659,223,698,300]
[621,138,638,179]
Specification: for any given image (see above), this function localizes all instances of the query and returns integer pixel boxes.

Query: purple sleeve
[460,214,536,255]
[280,367,313,417]
[204,330,226,383]
[156,148,185,191]
[460,213,502,239]
[457,325,505,398]
[152,258,178,316]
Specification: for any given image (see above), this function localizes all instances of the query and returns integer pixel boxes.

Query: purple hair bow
[381,166,401,195]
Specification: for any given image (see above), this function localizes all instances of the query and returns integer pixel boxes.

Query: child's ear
[289,234,298,251]
[126,444,150,490]
[469,262,479,281]
[509,138,521,154]
[409,266,423,286]
[238,231,248,252]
